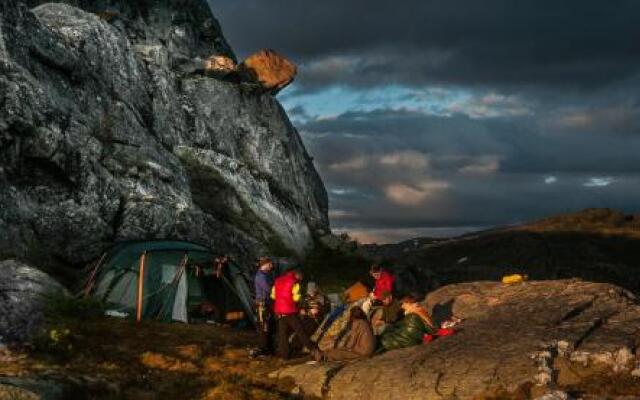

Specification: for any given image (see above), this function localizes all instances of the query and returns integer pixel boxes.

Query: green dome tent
[84,240,256,325]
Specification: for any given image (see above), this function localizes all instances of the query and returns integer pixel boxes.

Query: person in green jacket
[380,294,435,351]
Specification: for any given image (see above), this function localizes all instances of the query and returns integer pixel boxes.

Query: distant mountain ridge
[359,208,640,294]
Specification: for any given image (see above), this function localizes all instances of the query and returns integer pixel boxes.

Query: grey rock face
[275,280,640,399]
[0,259,68,345]
[0,0,328,270]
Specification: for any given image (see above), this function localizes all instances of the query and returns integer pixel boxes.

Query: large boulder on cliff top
[274,280,640,399]
[238,49,297,93]
[0,260,68,345]
[0,0,328,274]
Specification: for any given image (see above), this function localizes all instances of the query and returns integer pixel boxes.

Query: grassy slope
[1,317,300,400]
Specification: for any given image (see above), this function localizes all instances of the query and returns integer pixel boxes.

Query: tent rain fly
[85,240,256,325]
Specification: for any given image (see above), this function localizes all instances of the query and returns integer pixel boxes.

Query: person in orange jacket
[270,268,320,359]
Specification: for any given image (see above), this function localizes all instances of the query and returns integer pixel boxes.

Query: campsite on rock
[2,0,640,399]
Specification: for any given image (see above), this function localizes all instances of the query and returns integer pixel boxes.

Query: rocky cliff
[0,0,328,274]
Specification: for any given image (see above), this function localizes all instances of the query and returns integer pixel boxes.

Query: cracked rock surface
[277,280,640,399]
[0,0,328,272]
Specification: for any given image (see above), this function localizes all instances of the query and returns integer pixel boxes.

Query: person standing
[251,257,275,357]
[271,268,319,359]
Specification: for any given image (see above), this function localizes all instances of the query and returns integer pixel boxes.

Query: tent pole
[83,252,107,298]
[136,251,147,322]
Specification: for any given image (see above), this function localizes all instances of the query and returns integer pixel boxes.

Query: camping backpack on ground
[312,298,368,352]
[83,240,255,325]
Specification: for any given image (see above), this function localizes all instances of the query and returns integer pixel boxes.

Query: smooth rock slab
[278,280,640,399]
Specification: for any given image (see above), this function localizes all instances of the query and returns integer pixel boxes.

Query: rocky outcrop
[0,260,68,345]
[0,0,328,271]
[274,280,640,399]
[238,49,297,94]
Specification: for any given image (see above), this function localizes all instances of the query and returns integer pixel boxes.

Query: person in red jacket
[270,268,319,359]
[370,264,395,301]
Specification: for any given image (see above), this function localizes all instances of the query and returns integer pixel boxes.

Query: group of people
[251,258,438,362]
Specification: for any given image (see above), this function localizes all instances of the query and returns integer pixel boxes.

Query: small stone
[556,340,572,357]
[534,391,570,400]
[204,55,236,76]
[570,351,590,367]
[613,347,634,372]
[591,352,615,366]
[534,371,553,386]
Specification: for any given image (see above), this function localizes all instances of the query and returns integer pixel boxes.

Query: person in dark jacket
[291,281,330,352]
[271,268,320,359]
[371,291,402,335]
[301,281,331,323]
[318,306,376,362]
[380,294,435,351]
[250,257,275,357]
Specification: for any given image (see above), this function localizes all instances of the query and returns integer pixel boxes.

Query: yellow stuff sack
[502,274,527,284]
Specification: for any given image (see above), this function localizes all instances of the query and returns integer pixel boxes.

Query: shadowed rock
[276,280,640,399]
[0,260,68,345]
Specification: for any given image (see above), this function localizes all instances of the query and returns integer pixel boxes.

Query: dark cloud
[299,108,640,233]
[301,109,640,174]
[212,0,640,89]
[210,1,640,242]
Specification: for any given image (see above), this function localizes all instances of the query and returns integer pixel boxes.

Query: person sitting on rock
[370,291,402,335]
[316,306,375,362]
[362,264,395,314]
[370,264,395,301]
[380,294,435,351]
[301,281,330,323]
[291,281,330,352]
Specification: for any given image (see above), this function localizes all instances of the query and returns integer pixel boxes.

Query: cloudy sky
[211,1,640,243]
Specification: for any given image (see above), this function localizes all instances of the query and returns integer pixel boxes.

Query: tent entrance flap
[172,270,188,323]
